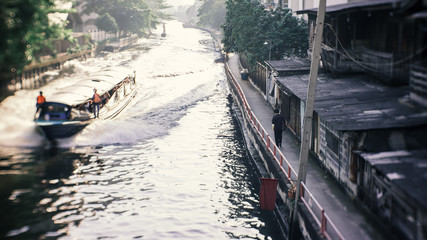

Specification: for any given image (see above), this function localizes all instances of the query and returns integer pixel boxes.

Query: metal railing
[225,59,345,240]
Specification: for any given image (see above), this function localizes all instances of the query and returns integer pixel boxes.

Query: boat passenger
[35,91,46,118]
[91,88,102,118]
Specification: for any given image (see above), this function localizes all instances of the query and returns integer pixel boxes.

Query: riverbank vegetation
[0,0,170,83]
[0,0,72,81]
[197,0,227,30]
[221,0,308,69]
[195,0,308,70]
[83,0,170,37]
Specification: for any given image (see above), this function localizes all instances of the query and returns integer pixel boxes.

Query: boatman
[92,88,102,118]
[272,108,286,147]
[35,91,46,118]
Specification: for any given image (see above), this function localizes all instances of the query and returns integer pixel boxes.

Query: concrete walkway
[227,53,387,240]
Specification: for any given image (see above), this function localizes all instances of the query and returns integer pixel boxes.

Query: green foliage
[146,0,172,28]
[197,0,227,30]
[83,0,149,37]
[84,0,170,37]
[0,0,71,77]
[96,13,119,33]
[222,0,308,69]
[262,8,309,58]
[67,40,94,54]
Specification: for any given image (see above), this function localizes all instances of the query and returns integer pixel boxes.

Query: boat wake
[64,73,221,147]
[0,20,223,149]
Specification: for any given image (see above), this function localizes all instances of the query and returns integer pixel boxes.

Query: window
[326,129,339,155]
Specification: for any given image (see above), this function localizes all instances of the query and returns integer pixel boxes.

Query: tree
[197,0,226,30]
[0,0,71,79]
[260,8,309,59]
[222,0,308,69]
[96,13,119,34]
[222,0,265,66]
[146,0,171,29]
[83,0,170,37]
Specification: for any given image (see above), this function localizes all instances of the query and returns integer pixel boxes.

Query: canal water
[0,21,283,239]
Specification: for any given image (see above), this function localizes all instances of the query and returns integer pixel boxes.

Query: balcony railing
[360,48,394,78]
[321,45,362,73]
[321,45,409,84]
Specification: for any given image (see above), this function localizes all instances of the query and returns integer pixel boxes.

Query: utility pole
[289,0,326,239]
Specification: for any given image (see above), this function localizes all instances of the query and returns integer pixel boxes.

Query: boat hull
[35,120,91,140]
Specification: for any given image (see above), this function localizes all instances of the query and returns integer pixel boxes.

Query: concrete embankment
[2,50,94,93]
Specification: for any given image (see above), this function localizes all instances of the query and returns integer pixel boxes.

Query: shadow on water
[0,147,92,239]
[217,96,284,240]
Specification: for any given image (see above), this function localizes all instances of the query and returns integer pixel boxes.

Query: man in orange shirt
[91,88,101,118]
[35,91,46,117]
[34,91,46,118]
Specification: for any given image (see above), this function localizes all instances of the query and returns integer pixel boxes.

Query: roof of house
[359,150,427,210]
[296,0,414,15]
[275,73,427,131]
[265,59,311,72]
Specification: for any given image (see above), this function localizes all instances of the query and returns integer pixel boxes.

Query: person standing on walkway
[272,108,286,147]
[91,88,101,118]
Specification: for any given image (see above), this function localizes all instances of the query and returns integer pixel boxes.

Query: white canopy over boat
[48,67,133,106]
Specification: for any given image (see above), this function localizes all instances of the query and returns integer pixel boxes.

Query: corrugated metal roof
[265,59,311,72]
[296,0,408,15]
[359,150,427,210]
[275,73,427,131]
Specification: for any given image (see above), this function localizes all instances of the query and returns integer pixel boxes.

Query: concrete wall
[318,118,358,197]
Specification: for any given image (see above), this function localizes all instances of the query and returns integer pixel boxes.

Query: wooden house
[260,0,427,239]
[298,0,427,86]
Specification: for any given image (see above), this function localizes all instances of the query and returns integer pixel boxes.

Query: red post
[321,209,326,236]
[288,166,291,179]
[280,154,283,166]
